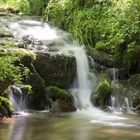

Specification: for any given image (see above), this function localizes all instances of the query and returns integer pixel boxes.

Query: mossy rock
[27,73,51,110]
[47,86,73,104]
[91,79,111,109]
[0,96,13,117]
[0,49,36,61]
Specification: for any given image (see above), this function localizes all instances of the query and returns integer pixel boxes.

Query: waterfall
[9,19,97,111]
[8,85,25,114]
[110,68,134,114]
[69,47,96,110]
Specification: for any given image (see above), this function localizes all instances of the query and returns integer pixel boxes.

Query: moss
[0,49,36,60]
[19,84,32,94]
[0,96,13,117]
[91,79,111,109]
[47,86,73,103]
[10,49,36,61]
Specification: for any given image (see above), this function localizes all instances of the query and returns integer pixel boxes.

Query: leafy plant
[18,0,31,14]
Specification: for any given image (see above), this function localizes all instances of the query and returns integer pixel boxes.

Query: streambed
[0,111,140,140]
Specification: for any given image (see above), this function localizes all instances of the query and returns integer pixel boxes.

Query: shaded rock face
[27,73,51,110]
[87,48,115,69]
[33,52,76,88]
[51,99,76,113]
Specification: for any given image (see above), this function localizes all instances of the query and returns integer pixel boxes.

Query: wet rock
[87,48,115,68]
[51,99,76,113]
[33,52,76,88]
[135,105,140,114]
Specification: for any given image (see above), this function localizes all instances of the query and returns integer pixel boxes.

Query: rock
[33,52,76,88]
[27,73,51,110]
[0,29,13,38]
[135,105,140,114]
[47,86,73,103]
[51,99,76,113]
[87,48,115,68]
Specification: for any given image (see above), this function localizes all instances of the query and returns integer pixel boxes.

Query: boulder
[47,86,73,103]
[33,52,76,88]
[51,99,76,113]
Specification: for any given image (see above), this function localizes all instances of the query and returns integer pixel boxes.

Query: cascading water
[110,68,134,113]
[9,19,96,111]
[8,85,25,113]
[69,47,96,110]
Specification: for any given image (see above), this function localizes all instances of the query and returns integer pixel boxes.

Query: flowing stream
[0,17,140,140]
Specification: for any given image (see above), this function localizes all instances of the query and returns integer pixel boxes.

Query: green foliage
[28,0,49,15]
[47,86,72,103]
[91,79,111,109]
[18,0,31,14]
[0,49,35,84]
[0,96,13,117]
[0,0,18,9]
[0,40,16,49]
[46,0,140,51]
[0,57,22,82]
[20,84,32,94]
[95,41,107,52]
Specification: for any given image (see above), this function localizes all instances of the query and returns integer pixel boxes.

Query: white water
[8,85,25,114]
[70,47,96,110]
[110,68,134,114]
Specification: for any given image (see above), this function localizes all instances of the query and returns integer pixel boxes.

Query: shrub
[0,96,13,117]
[91,79,111,109]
